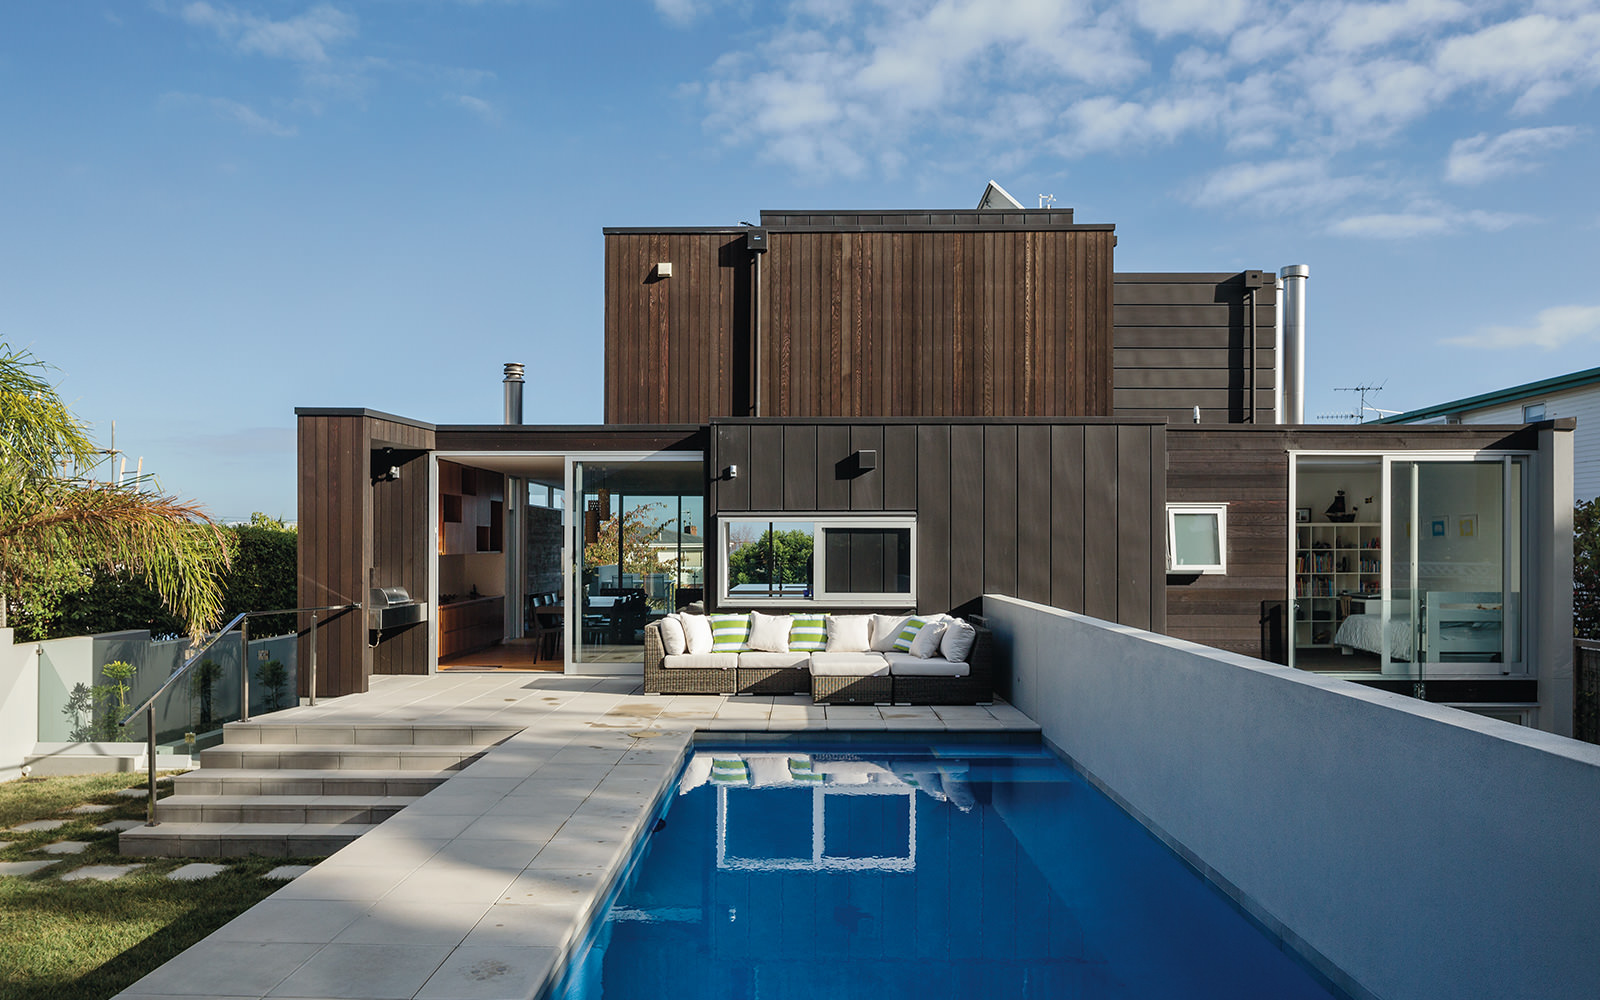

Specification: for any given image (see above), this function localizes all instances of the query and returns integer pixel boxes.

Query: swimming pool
[551,743,1340,999]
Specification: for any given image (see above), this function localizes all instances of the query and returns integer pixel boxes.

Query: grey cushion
[884,652,969,677]
[661,653,739,670]
[808,652,890,677]
[737,652,810,670]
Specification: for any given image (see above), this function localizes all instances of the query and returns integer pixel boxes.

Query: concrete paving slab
[68,803,115,814]
[332,900,494,946]
[206,899,368,944]
[121,941,320,997]
[0,860,57,877]
[40,840,90,855]
[60,864,143,881]
[97,819,146,832]
[167,863,228,881]
[266,942,453,999]
[415,945,559,1000]
[9,818,68,832]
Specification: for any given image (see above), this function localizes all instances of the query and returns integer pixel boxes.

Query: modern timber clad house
[297,197,1576,733]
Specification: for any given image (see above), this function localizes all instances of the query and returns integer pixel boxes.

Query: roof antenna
[1319,382,1399,423]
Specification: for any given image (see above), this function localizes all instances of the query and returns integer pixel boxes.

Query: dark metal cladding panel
[712,424,749,514]
[948,424,985,613]
[748,424,784,511]
[982,425,1018,597]
[1117,425,1154,631]
[849,425,885,510]
[1016,425,1053,605]
[1050,424,1086,613]
[1082,424,1119,621]
[883,424,918,510]
[782,425,818,511]
[916,424,952,614]
[815,425,851,511]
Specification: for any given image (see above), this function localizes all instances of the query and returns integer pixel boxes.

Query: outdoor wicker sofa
[642,613,993,705]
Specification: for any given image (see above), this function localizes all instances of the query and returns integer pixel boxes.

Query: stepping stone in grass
[96,820,145,833]
[263,865,314,881]
[0,861,57,877]
[60,864,143,882]
[114,789,148,799]
[167,863,228,882]
[40,841,90,855]
[68,804,114,814]
[9,819,68,832]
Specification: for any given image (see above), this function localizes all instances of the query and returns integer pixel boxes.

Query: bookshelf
[1294,523,1381,649]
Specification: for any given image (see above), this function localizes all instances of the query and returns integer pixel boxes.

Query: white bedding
[1334,613,1413,661]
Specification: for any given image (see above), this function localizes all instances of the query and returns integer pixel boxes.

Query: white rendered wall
[987,595,1600,1000]
[0,629,40,781]
[1456,385,1600,501]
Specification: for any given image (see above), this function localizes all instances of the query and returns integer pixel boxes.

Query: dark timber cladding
[1114,273,1277,424]
[603,210,1117,424]
[296,408,435,698]
[710,418,1166,631]
[1164,423,1543,658]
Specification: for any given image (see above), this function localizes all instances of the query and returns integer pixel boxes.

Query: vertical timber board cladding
[605,229,1114,422]
[297,412,435,697]
[710,419,1164,629]
[604,232,749,424]
[1113,273,1278,424]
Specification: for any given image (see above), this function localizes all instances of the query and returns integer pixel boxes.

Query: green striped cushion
[711,757,749,784]
[709,613,751,652]
[788,756,822,782]
[789,614,827,652]
[892,616,939,652]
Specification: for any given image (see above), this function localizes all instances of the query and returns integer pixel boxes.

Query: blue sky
[4,0,1598,521]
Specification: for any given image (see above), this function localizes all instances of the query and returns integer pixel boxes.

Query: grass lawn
[0,772,324,1000]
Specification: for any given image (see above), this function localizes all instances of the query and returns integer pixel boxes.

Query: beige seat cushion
[737,652,810,670]
[807,652,889,677]
[884,652,969,677]
[661,653,739,670]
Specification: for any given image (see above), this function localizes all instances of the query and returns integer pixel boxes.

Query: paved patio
[114,672,1039,1000]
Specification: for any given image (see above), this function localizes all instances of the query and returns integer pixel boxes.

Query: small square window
[1167,503,1227,574]
[1522,402,1546,422]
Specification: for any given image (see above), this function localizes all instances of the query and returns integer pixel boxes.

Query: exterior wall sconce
[720,465,738,481]
[654,262,673,279]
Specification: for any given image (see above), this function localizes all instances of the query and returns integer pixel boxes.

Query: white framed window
[1522,402,1546,422]
[1167,503,1227,574]
[718,514,916,607]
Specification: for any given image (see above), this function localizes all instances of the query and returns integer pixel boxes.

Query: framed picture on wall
[1295,507,1311,523]
[1431,518,1447,538]
[1458,514,1477,538]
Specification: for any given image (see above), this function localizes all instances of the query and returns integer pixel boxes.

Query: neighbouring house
[297,191,1576,734]
[1379,364,1600,502]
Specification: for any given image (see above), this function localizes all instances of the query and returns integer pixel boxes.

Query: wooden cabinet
[439,462,504,554]
[1294,523,1381,648]
[438,597,504,657]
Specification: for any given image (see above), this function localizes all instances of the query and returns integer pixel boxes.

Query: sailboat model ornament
[1325,490,1357,523]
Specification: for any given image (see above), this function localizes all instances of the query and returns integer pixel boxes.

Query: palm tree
[0,344,230,636]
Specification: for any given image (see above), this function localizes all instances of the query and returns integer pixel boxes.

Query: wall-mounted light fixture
[654,262,673,279]
[720,465,739,481]
[371,448,401,483]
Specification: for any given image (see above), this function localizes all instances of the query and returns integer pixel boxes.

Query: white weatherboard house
[1381,365,1600,502]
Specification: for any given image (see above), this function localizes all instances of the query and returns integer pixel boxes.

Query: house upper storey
[604,206,1280,427]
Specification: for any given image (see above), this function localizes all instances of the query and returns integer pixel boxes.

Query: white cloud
[453,94,500,124]
[1325,0,1470,52]
[1192,157,1374,211]
[1446,125,1583,184]
[179,2,357,63]
[1129,0,1251,39]
[1329,205,1532,238]
[164,93,297,136]
[1443,305,1600,349]
[653,0,709,26]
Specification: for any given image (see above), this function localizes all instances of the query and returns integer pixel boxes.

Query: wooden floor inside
[438,638,563,672]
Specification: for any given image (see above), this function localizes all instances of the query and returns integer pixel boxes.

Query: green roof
[1376,365,1600,423]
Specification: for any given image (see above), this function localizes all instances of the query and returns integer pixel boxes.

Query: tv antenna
[1038,194,1056,209]
[1319,382,1400,423]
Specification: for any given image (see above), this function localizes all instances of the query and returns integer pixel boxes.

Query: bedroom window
[1166,503,1227,574]
[718,515,915,607]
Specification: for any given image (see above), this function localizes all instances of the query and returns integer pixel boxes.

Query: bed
[1333,592,1503,662]
[1334,610,1413,661]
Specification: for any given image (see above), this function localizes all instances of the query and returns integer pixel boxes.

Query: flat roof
[1376,365,1600,423]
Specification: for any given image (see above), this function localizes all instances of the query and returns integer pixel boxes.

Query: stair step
[198,743,488,771]
[154,794,416,825]
[222,722,523,747]
[119,821,378,859]
[172,768,450,797]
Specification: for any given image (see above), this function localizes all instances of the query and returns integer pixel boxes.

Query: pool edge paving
[113,674,1039,1000]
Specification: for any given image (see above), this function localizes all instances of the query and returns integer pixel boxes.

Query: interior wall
[438,553,506,602]
[1295,468,1381,524]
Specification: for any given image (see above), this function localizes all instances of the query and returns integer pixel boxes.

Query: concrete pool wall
[986,594,1600,1000]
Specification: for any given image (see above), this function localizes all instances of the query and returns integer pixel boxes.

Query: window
[1522,402,1546,422]
[719,515,915,606]
[1167,503,1227,574]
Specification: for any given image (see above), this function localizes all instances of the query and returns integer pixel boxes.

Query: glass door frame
[1287,449,1534,680]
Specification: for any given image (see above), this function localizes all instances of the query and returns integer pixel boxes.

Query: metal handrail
[121,602,356,826]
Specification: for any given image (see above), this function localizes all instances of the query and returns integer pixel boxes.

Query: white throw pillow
[682,613,715,655]
[658,614,687,656]
[869,614,914,652]
[825,614,873,652]
[747,611,793,653]
[908,620,948,658]
[940,619,976,663]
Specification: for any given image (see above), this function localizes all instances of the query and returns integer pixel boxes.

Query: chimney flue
[503,362,525,425]
[1278,266,1309,424]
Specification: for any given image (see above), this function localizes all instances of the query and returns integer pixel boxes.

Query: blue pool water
[552,744,1339,1000]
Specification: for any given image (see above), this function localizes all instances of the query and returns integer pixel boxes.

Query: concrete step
[154,794,416,825]
[197,743,489,772]
[221,722,523,747]
[119,821,379,859]
[172,768,449,798]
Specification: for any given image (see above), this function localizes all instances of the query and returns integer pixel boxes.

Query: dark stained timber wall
[1113,273,1277,424]
[1164,424,1543,658]
[605,225,1116,423]
[710,418,1166,632]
